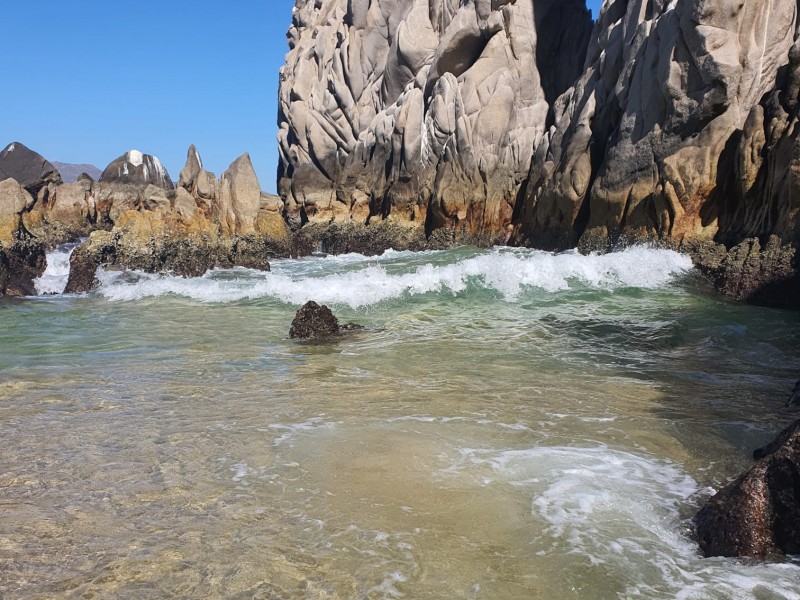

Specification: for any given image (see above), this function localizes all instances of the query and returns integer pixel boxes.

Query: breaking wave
[94,246,695,308]
[34,242,80,295]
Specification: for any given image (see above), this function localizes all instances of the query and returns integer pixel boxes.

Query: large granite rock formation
[512,0,799,249]
[278,0,800,307]
[278,0,592,242]
[0,142,63,204]
[100,150,175,190]
[695,419,800,558]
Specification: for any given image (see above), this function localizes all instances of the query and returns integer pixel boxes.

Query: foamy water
[94,246,695,307]
[34,242,79,295]
[3,245,800,599]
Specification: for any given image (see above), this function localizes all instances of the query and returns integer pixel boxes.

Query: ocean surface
[2,245,800,599]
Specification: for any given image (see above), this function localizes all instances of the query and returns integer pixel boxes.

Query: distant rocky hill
[52,161,102,184]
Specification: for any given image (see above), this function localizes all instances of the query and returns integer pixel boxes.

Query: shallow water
[2,246,800,599]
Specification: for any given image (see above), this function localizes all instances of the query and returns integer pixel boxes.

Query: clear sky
[0,1,603,194]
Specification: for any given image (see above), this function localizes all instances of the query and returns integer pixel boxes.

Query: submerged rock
[290,301,340,340]
[695,420,800,558]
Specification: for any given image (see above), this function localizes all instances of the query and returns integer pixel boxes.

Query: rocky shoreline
[4,0,800,562]
[0,140,797,308]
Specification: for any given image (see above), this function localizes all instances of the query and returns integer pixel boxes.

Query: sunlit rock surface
[278,0,592,241]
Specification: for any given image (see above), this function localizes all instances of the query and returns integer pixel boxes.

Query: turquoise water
[2,246,800,598]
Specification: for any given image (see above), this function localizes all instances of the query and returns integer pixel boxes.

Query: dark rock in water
[689,238,800,310]
[0,142,62,198]
[290,301,340,340]
[0,234,46,296]
[695,419,800,557]
[64,234,117,293]
[100,150,174,190]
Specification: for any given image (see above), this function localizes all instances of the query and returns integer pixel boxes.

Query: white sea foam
[443,445,800,598]
[34,243,79,295]
[95,246,695,307]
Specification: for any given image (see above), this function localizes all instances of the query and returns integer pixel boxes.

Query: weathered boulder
[0,234,47,297]
[289,301,340,339]
[218,153,262,236]
[0,178,47,295]
[0,142,62,199]
[35,178,97,244]
[0,178,36,242]
[178,144,216,200]
[100,150,174,190]
[688,237,800,309]
[278,0,592,240]
[64,231,117,294]
[695,419,800,558]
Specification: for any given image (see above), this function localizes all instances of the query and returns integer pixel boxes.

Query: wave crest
[95,246,695,307]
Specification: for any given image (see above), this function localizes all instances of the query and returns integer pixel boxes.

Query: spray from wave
[34,242,80,295]
[95,246,695,307]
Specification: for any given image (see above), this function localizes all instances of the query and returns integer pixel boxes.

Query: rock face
[0,142,63,202]
[688,236,800,307]
[513,0,800,253]
[278,0,800,307]
[0,235,46,297]
[100,150,174,190]
[510,0,800,306]
[0,178,46,296]
[0,178,36,240]
[62,146,290,292]
[695,419,800,558]
[278,0,592,241]
[289,301,340,339]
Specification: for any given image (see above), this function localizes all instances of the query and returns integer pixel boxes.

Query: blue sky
[1,1,603,193]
